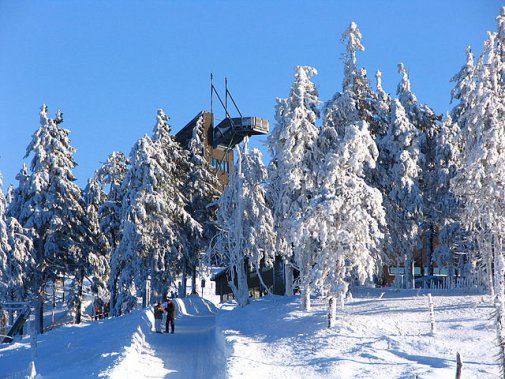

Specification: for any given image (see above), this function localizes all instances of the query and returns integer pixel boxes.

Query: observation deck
[213,116,269,148]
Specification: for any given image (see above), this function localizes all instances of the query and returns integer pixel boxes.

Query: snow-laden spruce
[95,151,129,313]
[451,22,505,295]
[294,121,385,326]
[396,63,441,281]
[210,139,275,307]
[2,171,34,307]
[0,177,10,298]
[8,105,87,333]
[111,110,201,315]
[267,66,319,296]
[378,99,424,288]
[450,8,505,375]
[185,114,221,293]
[82,177,110,311]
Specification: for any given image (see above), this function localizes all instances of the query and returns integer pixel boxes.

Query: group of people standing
[153,298,176,334]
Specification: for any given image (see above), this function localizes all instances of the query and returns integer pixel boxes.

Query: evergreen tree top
[397,63,417,106]
[497,7,505,40]
[341,22,365,92]
[152,109,171,144]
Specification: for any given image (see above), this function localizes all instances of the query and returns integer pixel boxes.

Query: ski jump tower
[175,76,269,189]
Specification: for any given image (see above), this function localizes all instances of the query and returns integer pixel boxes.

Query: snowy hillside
[0,290,498,378]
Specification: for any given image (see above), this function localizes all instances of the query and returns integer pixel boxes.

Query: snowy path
[0,296,225,379]
[141,297,224,378]
[108,295,225,379]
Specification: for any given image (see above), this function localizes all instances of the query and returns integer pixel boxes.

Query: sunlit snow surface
[0,290,498,378]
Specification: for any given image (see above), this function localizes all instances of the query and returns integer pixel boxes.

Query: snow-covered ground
[218,289,498,378]
[0,290,498,378]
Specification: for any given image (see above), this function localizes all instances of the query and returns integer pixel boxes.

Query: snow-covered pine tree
[324,22,380,137]
[0,179,10,299]
[5,217,34,304]
[3,168,34,306]
[429,48,477,286]
[151,109,201,299]
[396,63,441,281]
[112,110,200,315]
[1,175,34,305]
[378,99,424,288]
[294,121,385,325]
[431,115,464,284]
[80,177,110,318]
[451,10,505,374]
[112,135,167,314]
[185,114,221,293]
[95,151,128,312]
[210,140,275,307]
[452,29,504,294]
[10,105,87,333]
[267,66,319,296]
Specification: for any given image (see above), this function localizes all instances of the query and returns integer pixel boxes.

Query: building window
[211,158,229,173]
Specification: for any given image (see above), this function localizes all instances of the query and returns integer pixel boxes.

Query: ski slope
[0,290,499,378]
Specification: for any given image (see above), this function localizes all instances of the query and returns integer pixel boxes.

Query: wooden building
[211,257,286,303]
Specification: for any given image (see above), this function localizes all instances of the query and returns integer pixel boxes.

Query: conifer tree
[0,179,10,299]
[396,63,441,280]
[10,105,86,332]
[112,110,200,315]
[294,121,385,323]
[81,178,110,312]
[184,114,220,292]
[451,12,505,374]
[267,66,319,295]
[379,99,424,288]
[210,140,275,307]
[95,151,128,312]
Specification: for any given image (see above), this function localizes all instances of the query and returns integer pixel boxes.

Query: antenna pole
[225,77,228,118]
[210,73,214,114]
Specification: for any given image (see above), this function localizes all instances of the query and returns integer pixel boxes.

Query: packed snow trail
[108,295,225,379]
[0,296,224,378]
[147,296,224,379]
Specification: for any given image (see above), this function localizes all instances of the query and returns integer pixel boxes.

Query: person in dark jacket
[165,299,176,333]
[153,301,164,333]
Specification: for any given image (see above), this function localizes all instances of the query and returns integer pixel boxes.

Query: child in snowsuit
[165,299,176,334]
[153,301,164,333]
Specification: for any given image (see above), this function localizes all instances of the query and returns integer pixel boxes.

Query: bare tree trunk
[191,265,197,295]
[488,255,495,297]
[284,260,293,296]
[426,224,435,278]
[181,263,187,298]
[229,258,250,307]
[327,296,337,328]
[302,282,311,311]
[75,267,84,324]
[36,285,45,334]
[404,254,415,289]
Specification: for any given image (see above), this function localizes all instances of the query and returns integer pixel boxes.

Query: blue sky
[0,0,500,189]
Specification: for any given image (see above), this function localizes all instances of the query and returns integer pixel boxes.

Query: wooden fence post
[456,352,462,379]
